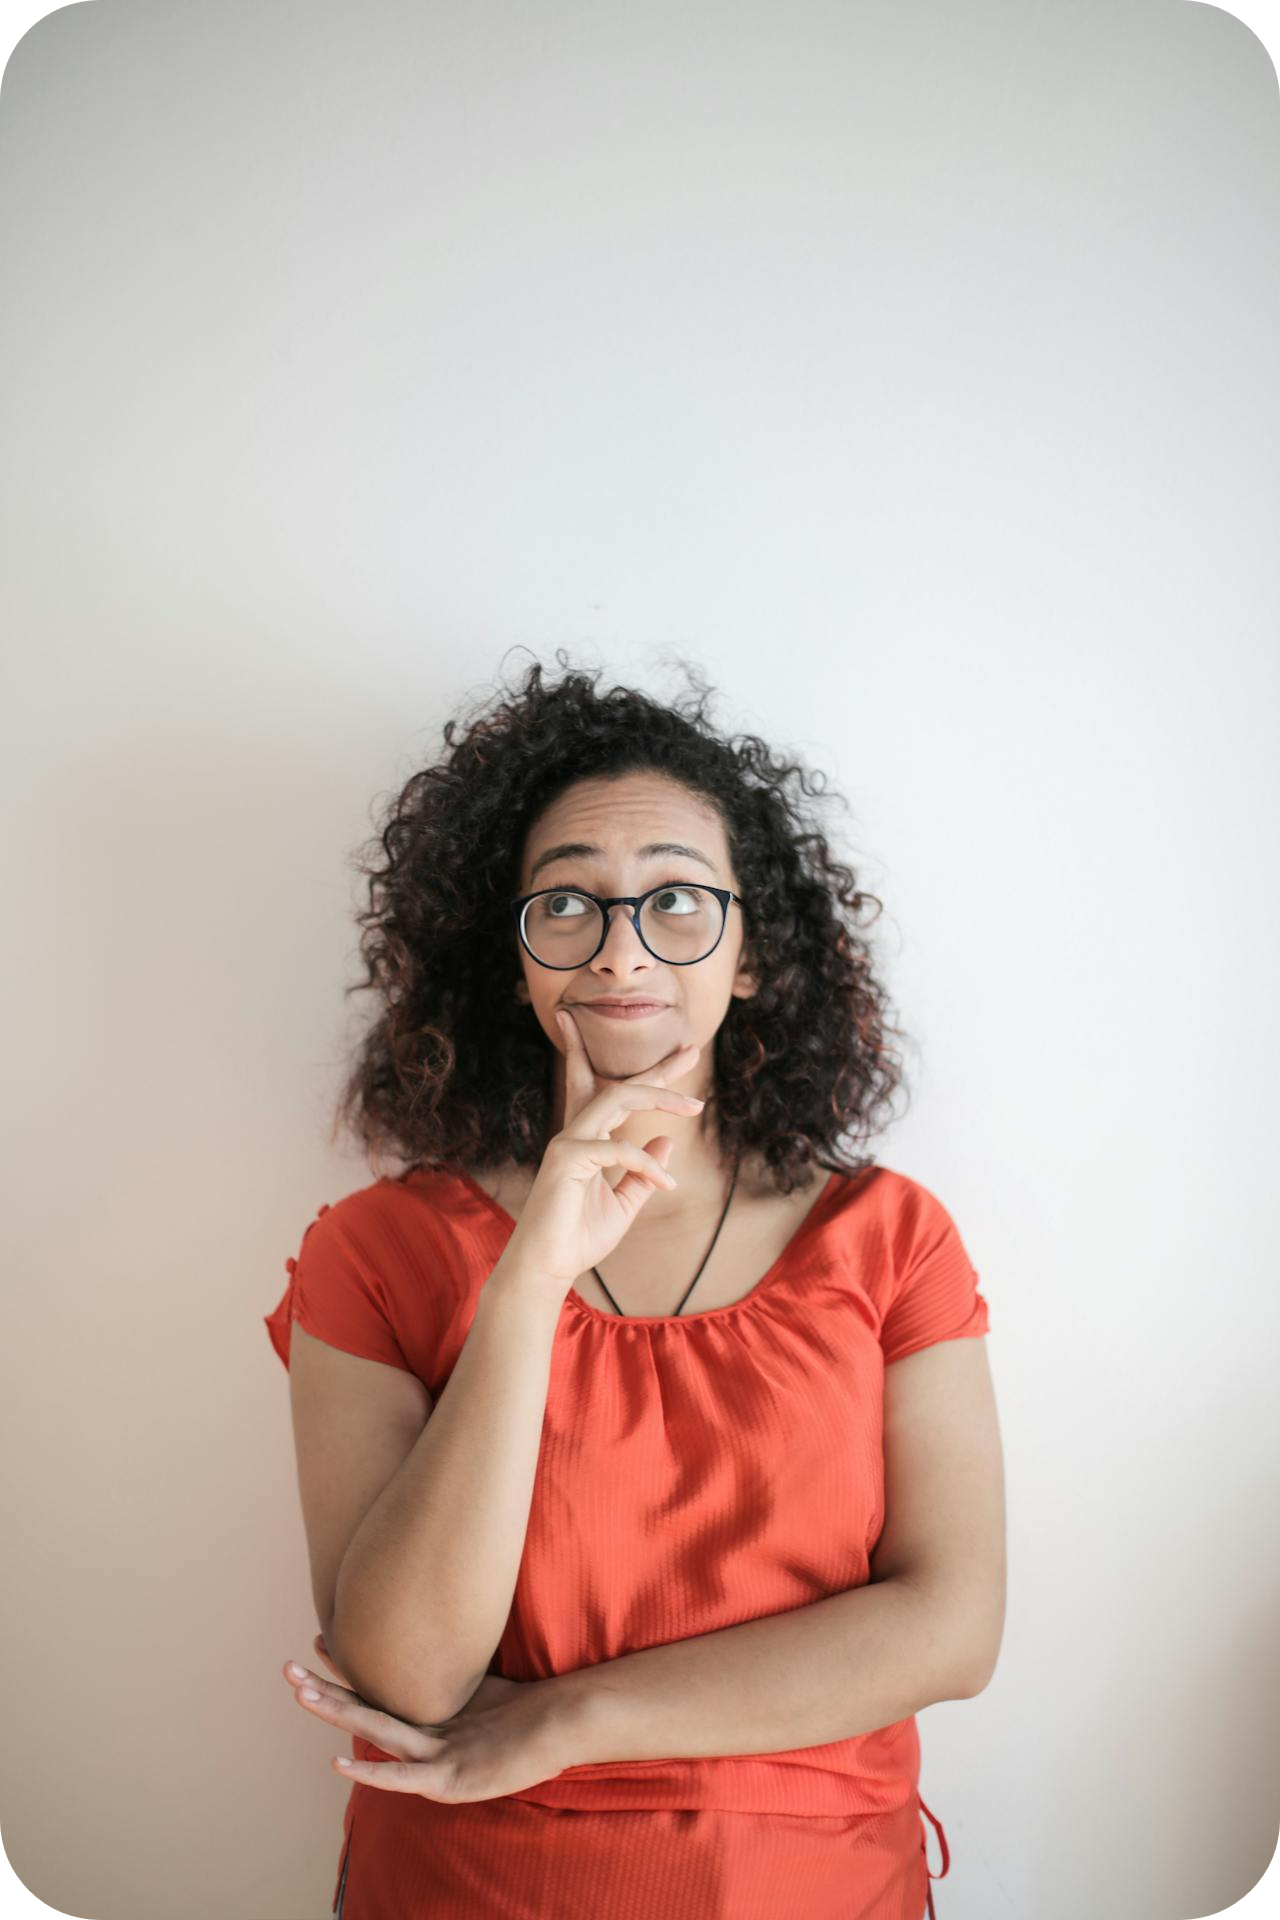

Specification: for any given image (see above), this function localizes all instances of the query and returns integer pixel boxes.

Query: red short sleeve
[263,1199,416,1374]
[879,1179,990,1366]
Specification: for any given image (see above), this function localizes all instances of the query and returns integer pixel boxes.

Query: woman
[264,651,1005,1919]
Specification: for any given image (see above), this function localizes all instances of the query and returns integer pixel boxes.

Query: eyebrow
[527,840,719,884]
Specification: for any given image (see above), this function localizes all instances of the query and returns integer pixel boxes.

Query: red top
[264,1159,989,1833]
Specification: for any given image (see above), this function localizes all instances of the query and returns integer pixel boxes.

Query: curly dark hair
[330,648,911,1196]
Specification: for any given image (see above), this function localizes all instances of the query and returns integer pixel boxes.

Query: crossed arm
[546,1337,1006,1765]
[550,1573,975,1766]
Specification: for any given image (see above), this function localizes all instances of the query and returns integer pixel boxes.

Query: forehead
[521,774,728,874]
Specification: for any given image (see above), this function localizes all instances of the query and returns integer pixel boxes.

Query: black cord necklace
[590,1152,742,1317]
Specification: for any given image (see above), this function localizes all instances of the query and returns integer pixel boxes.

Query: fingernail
[287,1662,307,1679]
[301,1687,322,1701]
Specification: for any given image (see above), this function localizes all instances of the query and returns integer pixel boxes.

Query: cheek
[688,962,737,1020]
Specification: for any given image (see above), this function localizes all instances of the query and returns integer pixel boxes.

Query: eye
[545,891,591,918]
[650,886,702,915]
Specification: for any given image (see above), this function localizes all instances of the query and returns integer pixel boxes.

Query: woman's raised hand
[502,1009,705,1292]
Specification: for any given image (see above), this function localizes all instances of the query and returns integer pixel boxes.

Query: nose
[593,902,652,968]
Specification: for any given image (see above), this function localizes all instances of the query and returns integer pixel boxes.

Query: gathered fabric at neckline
[448,1166,851,1327]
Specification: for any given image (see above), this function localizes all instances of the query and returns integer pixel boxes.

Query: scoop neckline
[451,1165,846,1325]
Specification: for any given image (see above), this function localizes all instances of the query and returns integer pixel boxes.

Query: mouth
[572,999,669,1018]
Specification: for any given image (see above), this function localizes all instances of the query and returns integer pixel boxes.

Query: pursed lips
[572,998,669,1013]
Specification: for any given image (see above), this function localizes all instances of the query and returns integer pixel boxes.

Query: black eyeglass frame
[510,883,745,970]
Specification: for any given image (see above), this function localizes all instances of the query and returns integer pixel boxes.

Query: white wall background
[2,2,1277,1916]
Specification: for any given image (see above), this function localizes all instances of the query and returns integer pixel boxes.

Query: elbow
[955,1658,997,1700]
[955,1626,1005,1700]
[938,1574,1006,1703]
[325,1608,484,1727]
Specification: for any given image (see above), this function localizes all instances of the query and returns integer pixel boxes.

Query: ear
[731,947,758,1000]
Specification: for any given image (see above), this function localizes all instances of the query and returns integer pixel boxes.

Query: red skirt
[331,1785,951,1919]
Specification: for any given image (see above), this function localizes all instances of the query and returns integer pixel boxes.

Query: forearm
[331,1256,562,1726]
[549,1577,976,1764]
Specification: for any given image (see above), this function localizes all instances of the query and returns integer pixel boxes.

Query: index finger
[555,1006,599,1128]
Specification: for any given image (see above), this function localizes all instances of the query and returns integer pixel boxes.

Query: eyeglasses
[511,883,744,970]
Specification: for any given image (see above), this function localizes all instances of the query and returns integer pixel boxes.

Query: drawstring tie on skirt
[918,1793,951,1918]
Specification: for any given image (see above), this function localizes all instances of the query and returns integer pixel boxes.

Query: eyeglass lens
[523,887,724,966]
